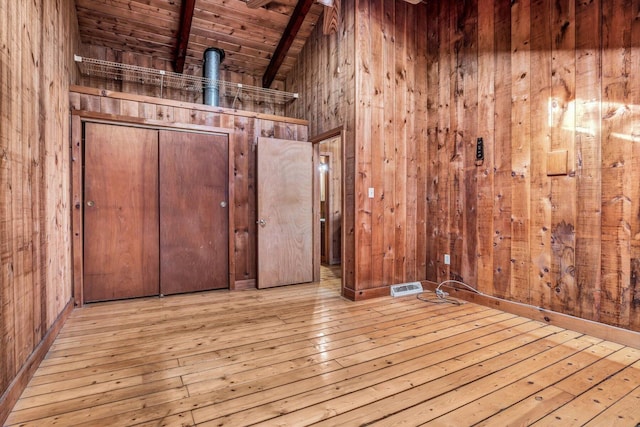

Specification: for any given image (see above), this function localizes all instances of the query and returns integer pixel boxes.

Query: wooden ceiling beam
[174,0,197,73]
[262,0,315,88]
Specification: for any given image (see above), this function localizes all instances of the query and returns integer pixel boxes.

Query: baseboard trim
[342,285,391,301]
[0,299,74,425]
[421,281,640,350]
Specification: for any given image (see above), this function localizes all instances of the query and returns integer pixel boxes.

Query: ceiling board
[75,0,323,83]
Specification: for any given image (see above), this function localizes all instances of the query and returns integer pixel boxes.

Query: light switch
[368,187,374,198]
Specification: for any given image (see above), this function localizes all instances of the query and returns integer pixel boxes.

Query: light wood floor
[7,266,640,426]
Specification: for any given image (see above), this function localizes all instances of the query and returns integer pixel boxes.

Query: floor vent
[390,282,423,297]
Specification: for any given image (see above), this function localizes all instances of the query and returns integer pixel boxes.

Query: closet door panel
[84,123,159,302]
[159,131,229,294]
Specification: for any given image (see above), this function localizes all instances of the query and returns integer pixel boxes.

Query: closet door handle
[86,200,95,207]
[257,218,267,227]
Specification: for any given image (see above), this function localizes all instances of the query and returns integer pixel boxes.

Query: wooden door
[159,131,229,294]
[257,137,313,288]
[84,123,159,302]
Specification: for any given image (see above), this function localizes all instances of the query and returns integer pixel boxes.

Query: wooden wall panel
[491,0,512,298]
[600,0,634,327]
[69,87,307,295]
[435,1,452,285]
[0,0,79,418]
[476,0,496,293]
[509,0,532,303]
[424,0,440,283]
[528,0,553,311]
[630,0,640,332]
[285,0,640,332]
[575,0,602,323]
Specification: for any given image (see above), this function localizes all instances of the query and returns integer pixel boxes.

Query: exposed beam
[174,0,197,73]
[262,0,315,88]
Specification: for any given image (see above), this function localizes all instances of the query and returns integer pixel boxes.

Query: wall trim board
[70,86,309,126]
[342,285,392,301]
[421,281,640,350]
[72,110,234,135]
[71,116,236,305]
[0,299,74,425]
[309,126,344,143]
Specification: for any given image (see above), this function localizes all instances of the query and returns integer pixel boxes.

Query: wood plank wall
[285,0,640,332]
[78,45,287,115]
[69,87,308,291]
[0,0,79,417]
[285,0,357,292]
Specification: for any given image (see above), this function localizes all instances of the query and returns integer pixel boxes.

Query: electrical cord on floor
[417,279,486,306]
[416,292,464,305]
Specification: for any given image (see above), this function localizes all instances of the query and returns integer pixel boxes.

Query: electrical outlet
[444,254,450,265]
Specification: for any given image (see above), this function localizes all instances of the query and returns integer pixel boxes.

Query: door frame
[310,126,345,289]
[71,112,235,307]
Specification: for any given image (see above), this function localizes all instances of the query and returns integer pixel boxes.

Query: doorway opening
[312,128,344,293]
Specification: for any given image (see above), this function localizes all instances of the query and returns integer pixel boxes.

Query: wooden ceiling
[74,0,325,86]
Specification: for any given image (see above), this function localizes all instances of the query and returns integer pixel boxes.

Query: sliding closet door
[159,131,229,294]
[84,123,159,302]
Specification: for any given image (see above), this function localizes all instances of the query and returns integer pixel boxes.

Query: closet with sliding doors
[82,122,229,302]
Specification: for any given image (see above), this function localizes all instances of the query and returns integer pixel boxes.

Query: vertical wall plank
[342,0,357,291]
[405,3,420,281]
[491,0,512,298]
[394,0,408,284]
[510,0,532,302]
[381,0,396,287]
[355,0,373,291]
[461,0,479,288]
[233,116,251,282]
[574,0,602,322]
[600,0,633,327]
[528,0,552,308]
[476,0,495,292]
[549,0,577,313]
[449,0,464,282]
[424,0,439,282]
[436,0,452,284]
[630,0,640,331]
[0,0,17,391]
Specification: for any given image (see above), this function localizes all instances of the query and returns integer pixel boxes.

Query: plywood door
[84,123,159,302]
[257,137,313,288]
[159,131,229,294]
